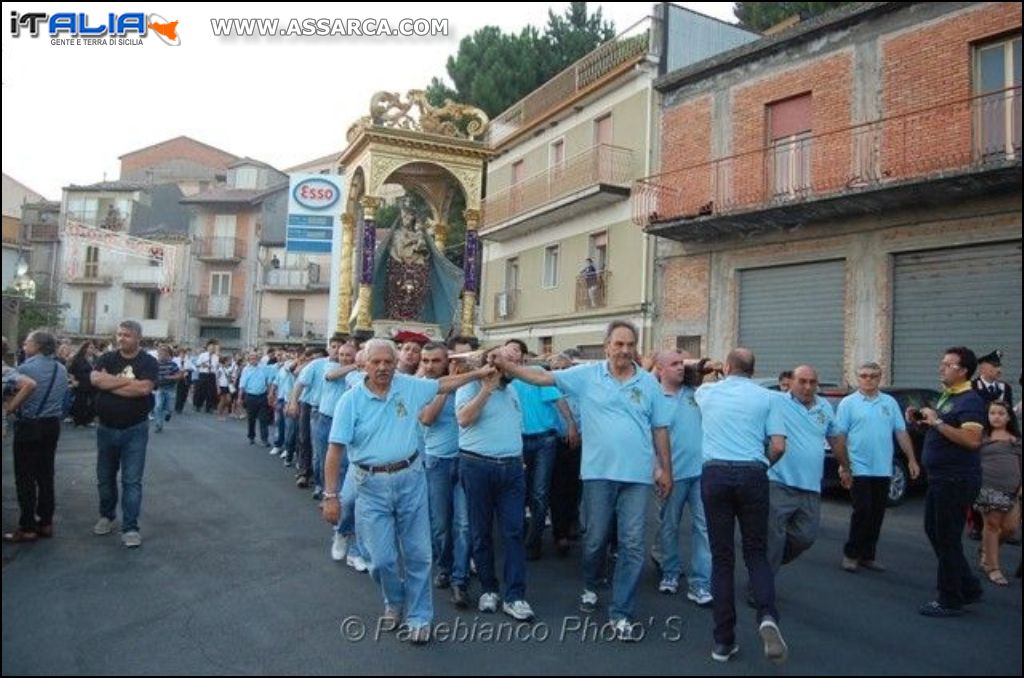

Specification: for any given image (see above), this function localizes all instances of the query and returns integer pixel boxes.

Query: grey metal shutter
[738,260,846,383]
[893,242,1022,387]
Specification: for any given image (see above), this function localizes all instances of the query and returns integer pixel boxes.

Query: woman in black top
[69,341,96,427]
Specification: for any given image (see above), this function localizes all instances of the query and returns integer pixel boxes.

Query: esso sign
[293,178,339,210]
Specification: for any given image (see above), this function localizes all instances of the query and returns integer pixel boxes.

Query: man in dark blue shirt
[907,346,986,617]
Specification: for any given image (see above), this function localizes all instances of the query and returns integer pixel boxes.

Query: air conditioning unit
[497,292,508,318]
[308,262,321,284]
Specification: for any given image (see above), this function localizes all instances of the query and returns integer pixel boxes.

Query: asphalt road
[3,411,1021,675]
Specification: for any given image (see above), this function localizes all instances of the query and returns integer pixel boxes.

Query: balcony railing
[633,86,1022,229]
[190,295,240,319]
[262,265,326,291]
[64,316,117,336]
[258,318,328,341]
[65,264,116,286]
[481,145,634,232]
[26,223,59,242]
[195,237,245,262]
[122,266,164,287]
[574,271,611,311]
[492,289,520,322]
[488,17,656,148]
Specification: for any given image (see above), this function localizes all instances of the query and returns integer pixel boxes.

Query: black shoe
[712,643,739,662]
[451,586,469,609]
[434,572,451,589]
[526,546,542,561]
[919,601,964,617]
[963,590,983,606]
[249,439,255,445]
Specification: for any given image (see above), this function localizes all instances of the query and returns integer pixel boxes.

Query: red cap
[393,330,430,346]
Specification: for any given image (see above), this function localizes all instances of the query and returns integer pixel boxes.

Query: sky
[1,2,737,200]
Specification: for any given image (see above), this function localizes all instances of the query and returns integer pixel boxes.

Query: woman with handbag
[3,331,69,543]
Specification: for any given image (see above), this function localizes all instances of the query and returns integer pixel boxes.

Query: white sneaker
[279,448,289,459]
[121,531,142,548]
[93,517,115,535]
[579,589,598,613]
[758,617,788,663]
[658,575,679,594]
[502,599,535,621]
[687,585,713,606]
[613,618,641,642]
[346,554,368,572]
[478,592,500,613]
[269,446,280,456]
[331,533,348,562]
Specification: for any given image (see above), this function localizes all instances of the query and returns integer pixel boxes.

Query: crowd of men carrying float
[3,319,1020,662]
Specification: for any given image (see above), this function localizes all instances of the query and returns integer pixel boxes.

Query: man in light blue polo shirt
[321,339,495,645]
[417,342,471,608]
[652,350,712,606]
[318,343,359,556]
[239,352,272,446]
[288,344,331,488]
[494,321,672,642]
[695,348,787,664]
[834,361,918,573]
[768,365,845,575]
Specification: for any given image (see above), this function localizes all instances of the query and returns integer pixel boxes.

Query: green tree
[426,2,615,118]
[733,2,851,32]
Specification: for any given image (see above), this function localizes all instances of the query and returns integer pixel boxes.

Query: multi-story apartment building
[636,2,1021,385]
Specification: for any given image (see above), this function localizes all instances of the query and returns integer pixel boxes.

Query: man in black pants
[2,331,68,543]
[911,346,986,617]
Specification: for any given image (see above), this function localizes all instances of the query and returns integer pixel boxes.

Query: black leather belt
[357,451,419,474]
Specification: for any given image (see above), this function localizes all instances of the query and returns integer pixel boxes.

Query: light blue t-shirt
[555,362,672,484]
[317,362,350,417]
[694,376,786,465]
[239,364,270,395]
[455,381,523,458]
[423,392,459,458]
[511,371,563,435]
[329,373,439,466]
[769,392,837,492]
[298,357,329,406]
[663,385,703,480]
[835,391,905,477]
[345,370,364,390]
[274,364,296,403]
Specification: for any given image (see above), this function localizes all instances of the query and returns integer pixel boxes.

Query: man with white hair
[321,339,495,644]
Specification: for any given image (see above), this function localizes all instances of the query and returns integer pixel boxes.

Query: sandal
[988,569,1009,586]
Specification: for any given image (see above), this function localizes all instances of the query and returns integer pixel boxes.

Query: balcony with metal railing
[190,295,241,320]
[487,17,657,149]
[262,264,327,292]
[122,265,164,288]
[65,263,116,286]
[195,237,245,262]
[64,316,117,336]
[258,318,328,342]
[634,87,1022,242]
[481,145,634,241]
[574,271,611,311]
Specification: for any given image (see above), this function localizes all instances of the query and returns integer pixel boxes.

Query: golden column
[335,212,355,334]
[459,208,481,337]
[354,195,383,335]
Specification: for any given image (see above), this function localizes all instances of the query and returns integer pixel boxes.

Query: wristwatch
[322,492,339,500]
[931,419,944,428]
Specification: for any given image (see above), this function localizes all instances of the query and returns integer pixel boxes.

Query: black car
[821,387,940,505]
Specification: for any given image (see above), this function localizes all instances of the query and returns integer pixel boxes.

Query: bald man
[767,365,845,574]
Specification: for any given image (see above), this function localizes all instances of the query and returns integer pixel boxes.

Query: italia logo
[9,11,181,46]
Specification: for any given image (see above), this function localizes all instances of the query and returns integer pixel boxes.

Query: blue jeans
[701,462,778,646]
[523,432,558,552]
[338,460,365,559]
[274,401,286,447]
[425,454,470,587]
[655,476,711,589]
[153,386,175,431]
[460,453,527,602]
[313,411,331,491]
[581,480,650,622]
[96,421,149,532]
[282,410,298,462]
[354,457,433,627]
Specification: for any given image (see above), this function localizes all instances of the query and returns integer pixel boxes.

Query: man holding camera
[834,361,918,573]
